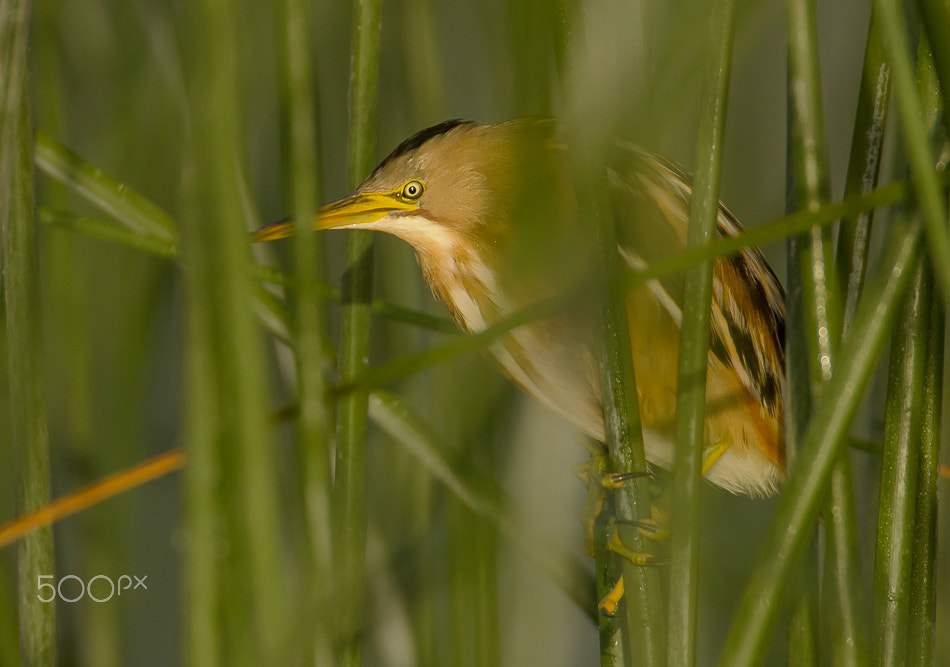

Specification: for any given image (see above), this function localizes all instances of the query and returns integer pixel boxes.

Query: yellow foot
[574,440,650,556]
[606,518,666,566]
[597,518,667,616]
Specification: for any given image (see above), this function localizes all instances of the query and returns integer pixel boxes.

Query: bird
[253,118,786,500]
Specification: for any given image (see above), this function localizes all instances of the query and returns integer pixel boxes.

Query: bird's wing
[607,144,786,491]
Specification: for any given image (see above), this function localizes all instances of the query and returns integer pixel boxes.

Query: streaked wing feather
[608,144,786,480]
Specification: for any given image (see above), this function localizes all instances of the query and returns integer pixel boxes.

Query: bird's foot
[598,518,667,616]
[574,438,650,557]
[606,518,667,565]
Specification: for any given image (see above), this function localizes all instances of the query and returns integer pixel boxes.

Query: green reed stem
[873,0,950,304]
[667,2,736,665]
[550,10,663,658]
[913,0,950,139]
[785,1,832,661]
[279,0,333,664]
[580,135,664,667]
[32,130,177,244]
[785,0,838,430]
[906,286,943,667]
[872,254,932,667]
[180,154,222,667]
[825,13,891,663]
[836,6,891,336]
[334,1,382,664]
[1,0,56,662]
[185,0,288,661]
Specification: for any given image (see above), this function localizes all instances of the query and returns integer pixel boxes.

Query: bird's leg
[573,437,651,557]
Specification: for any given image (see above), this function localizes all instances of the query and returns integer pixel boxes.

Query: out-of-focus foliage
[0,1,946,665]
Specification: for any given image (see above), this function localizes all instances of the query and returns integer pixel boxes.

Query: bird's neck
[417,242,504,334]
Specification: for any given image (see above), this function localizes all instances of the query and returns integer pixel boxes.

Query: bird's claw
[575,440,650,556]
[613,517,670,542]
[599,576,625,617]
[606,518,666,566]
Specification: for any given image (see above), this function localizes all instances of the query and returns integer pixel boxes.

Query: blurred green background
[1,0,947,665]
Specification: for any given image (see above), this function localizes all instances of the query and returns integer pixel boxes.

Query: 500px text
[37,574,148,603]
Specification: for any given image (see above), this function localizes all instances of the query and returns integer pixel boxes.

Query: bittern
[254,118,785,502]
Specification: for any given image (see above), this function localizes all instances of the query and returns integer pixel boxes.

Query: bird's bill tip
[250,219,294,242]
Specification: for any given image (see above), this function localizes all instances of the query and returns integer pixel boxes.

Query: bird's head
[254,119,578,277]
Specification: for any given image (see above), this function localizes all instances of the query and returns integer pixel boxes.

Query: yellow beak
[250,191,418,242]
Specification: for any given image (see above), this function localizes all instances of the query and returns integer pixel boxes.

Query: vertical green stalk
[785,0,838,445]
[836,6,891,333]
[784,1,839,663]
[820,446,866,667]
[826,10,893,665]
[913,0,950,139]
[575,133,664,667]
[280,0,333,663]
[872,255,931,667]
[600,277,663,667]
[1,1,56,664]
[717,215,922,666]
[180,170,222,667]
[873,0,950,304]
[666,1,735,665]
[554,5,662,664]
[334,0,382,664]
[906,284,943,667]
[184,0,287,661]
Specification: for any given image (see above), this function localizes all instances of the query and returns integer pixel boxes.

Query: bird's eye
[401,180,424,200]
